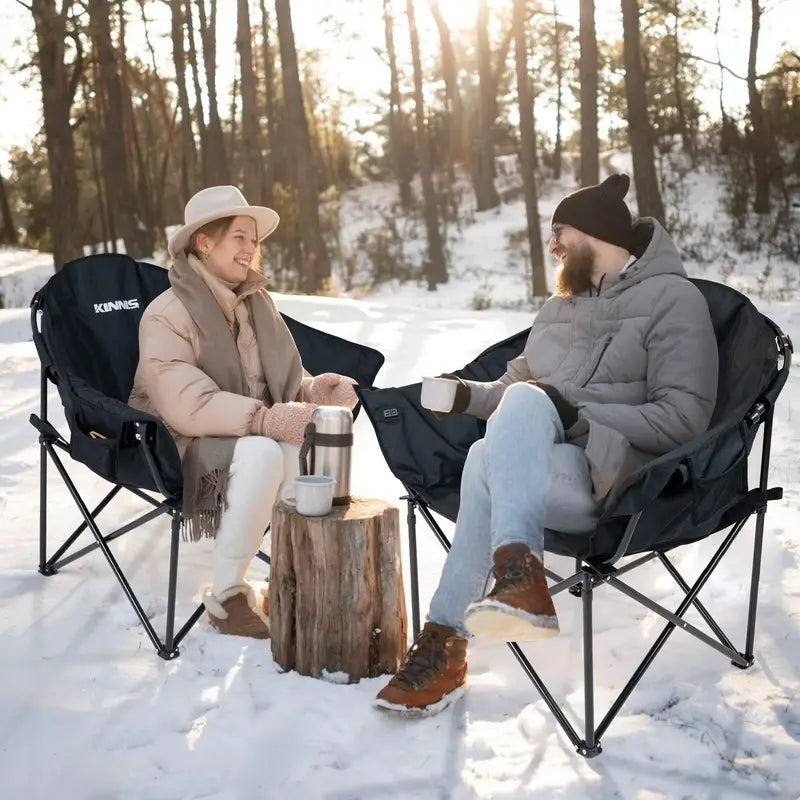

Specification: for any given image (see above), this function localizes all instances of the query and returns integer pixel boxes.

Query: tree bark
[88,0,150,256]
[384,0,414,208]
[170,0,197,202]
[407,0,448,287]
[196,0,228,185]
[513,0,546,298]
[0,171,17,245]
[275,0,331,292]
[670,3,692,159]
[552,2,563,179]
[579,0,599,186]
[138,0,179,231]
[258,0,277,202]
[621,0,665,222]
[30,0,83,269]
[270,498,407,682]
[237,0,263,204]
[474,0,500,210]
[747,0,770,213]
[184,0,209,186]
[428,0,465,174]
[117,1,155,254]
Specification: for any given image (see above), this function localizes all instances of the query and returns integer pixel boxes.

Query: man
[374,173,719,717]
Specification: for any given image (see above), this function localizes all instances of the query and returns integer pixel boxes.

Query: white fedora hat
[167,185,280,258]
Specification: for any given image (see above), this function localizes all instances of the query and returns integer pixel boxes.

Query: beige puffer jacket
[128,259,311,458]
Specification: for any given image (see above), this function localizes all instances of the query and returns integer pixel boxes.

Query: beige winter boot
[204,585,270,639]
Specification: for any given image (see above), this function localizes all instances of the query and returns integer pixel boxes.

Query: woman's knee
[231,435,285,476]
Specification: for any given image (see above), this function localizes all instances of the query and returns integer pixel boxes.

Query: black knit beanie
[551,174,633,250]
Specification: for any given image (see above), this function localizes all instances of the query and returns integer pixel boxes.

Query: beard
[555,243,596,296]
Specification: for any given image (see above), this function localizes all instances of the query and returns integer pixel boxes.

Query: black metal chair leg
[405,495,421,638]
[38,368,54,575]
[160,512,182,660]
[580,571,601,757]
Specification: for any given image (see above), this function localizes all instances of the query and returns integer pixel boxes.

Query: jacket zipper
[581,334,614,387]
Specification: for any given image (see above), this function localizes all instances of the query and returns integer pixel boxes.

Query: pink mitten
[306,372,358,409]
[250,401,318,446]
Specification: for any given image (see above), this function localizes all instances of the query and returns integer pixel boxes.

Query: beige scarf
[169,252,304,540]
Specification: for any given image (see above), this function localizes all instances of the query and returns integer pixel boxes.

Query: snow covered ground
[1,166,800,798]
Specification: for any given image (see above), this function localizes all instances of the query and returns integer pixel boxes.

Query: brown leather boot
[464,543,559,641]
[206,588,270,639]
[374,622,467,717]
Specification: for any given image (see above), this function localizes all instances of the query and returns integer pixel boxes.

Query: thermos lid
[311,405,353,435]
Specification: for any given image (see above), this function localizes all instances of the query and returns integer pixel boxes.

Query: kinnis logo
[93,299,140,313]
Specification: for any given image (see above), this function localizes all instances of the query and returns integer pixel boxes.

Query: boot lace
[391,628,449,690]
[489,553,535,597]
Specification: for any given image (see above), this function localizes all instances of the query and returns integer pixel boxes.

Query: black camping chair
[356,279,792,758]
[30,253,385,659]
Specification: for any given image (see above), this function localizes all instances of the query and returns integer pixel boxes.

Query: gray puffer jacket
[464,218,719,504]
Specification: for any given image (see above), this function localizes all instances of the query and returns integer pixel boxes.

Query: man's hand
[530,381,579,430]
[431,373,470,419]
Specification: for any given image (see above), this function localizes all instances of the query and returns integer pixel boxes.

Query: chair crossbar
[44,484,122,568]
[657,552,738,652]
[55,504,170,570]
[402,474,769,757]
[38,428,200,659]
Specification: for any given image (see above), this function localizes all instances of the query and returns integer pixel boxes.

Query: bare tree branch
[14,0,33,11]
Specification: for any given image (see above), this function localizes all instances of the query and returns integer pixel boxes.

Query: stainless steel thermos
[298,406,353,505]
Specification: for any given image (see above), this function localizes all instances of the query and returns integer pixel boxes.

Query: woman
[129,185,357,639]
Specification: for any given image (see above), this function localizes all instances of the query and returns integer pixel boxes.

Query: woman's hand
[251,401,319,446]
[306,372,358,409]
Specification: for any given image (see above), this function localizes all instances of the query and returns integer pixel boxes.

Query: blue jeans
[427,382,567,636]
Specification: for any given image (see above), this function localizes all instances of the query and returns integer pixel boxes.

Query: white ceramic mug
[420,376,459,413]
[281,475,336,517]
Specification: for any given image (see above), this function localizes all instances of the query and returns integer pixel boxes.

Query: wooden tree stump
[269,497,407,682]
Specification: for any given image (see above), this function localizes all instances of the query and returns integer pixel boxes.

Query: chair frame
[30,327,269,661]
[400,331,790,758]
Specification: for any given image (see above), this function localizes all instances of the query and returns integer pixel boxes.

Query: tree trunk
[258,0,277,202]
[384,0,414,208]
[30,0,83,269]
[270,498,407,682]
[552,2,563,179]
[474,0,500,210]
[171,0,197,202]
[138,0,179,230]
[747,0,770,213]
[0,172,17,245]
[671,4,692,159]
[407,0,448,288]
[621,0,665,222]
[579,0,599,186]
[275,0,331,293]
[513,0,546,298]
[196,0,228,185]
[184,0,209,186]
[88,0,149,256]
[117,1,155,254]
[428,0,465,175]
[237,0,263,204]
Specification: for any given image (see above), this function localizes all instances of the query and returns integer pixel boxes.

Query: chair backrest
[356,279,786,543]
[32,253,386,403]
[692,279,780,427]
[34,254,170,401]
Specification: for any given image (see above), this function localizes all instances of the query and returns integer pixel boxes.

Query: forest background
[0,0,798,300]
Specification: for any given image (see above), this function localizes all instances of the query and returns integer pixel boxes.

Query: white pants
[212,436,300,598]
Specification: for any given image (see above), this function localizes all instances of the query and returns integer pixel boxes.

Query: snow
[2,168,800,798]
